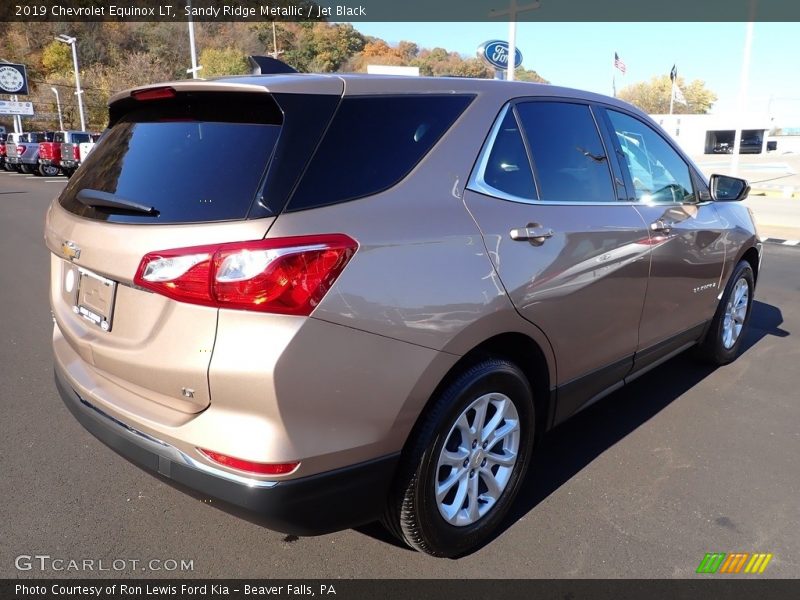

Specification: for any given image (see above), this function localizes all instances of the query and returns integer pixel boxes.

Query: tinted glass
[606,110,695,203]
[516,102,616,203]
[28,132,54,143]
[288,95,473,211]
[72,133,90,144]
[480,108,535,199]
[59,94,282,224]
[54,132,66,143]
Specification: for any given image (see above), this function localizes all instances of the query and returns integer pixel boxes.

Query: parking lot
[1,170,798,578]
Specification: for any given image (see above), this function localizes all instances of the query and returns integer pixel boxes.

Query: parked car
[0,133,6,169]
[739,136,763,154]
[4,132,25,171]
[712,141,732,154]
[39,130,92,177]
[6,131,54,174]
[61,132,101,178]
[47,76,761,557]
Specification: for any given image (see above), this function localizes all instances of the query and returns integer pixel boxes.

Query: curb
[749,184,800,199]
[762,237,800,247]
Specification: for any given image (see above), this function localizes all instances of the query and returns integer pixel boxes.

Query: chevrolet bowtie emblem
[61,240,81,261]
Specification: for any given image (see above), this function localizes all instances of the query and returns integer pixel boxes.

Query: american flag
[614,52,627,75]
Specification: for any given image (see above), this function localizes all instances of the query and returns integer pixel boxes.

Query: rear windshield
[28,132,54,143]
[58,92,282,224]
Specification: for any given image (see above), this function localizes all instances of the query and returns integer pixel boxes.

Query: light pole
[55,34,86,131]
[51,87,63,130]
[186,0,202,78]
[489,0,541,81]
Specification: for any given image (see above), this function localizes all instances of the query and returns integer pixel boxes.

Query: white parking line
[46,180,65,183]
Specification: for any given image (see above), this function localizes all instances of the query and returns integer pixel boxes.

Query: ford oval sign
[478,40,523,71]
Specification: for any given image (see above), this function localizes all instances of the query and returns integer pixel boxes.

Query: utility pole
[731,11,755,176]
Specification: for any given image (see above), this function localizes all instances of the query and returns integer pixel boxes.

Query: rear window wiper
[77,189,159,216]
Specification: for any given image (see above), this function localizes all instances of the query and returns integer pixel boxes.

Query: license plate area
[73,268,117,332]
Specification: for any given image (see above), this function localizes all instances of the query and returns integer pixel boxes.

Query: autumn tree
[618,75,717,114]
[199,47,250,77]
[41,41,73,76]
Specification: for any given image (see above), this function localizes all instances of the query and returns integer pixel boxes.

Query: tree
[199,47,249,77]
[41,41,73,75]
[618,75,717,114]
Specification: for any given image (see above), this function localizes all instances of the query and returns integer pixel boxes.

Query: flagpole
[669,79,675,115]
[612,52,616,97]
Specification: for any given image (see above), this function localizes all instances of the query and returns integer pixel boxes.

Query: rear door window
[515,101,617,203]
[58,92,283,224]
[288,95,473,211]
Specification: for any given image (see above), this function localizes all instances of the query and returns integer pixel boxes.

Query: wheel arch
[739,245,761,283]
[400,331,555,466]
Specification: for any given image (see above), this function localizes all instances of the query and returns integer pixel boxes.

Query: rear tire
[62,168,75,179]
[695,260,754,365]
[384,359,535,557]
[39,164,59,177]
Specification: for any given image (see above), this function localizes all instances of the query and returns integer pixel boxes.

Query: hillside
[1,22,548,131]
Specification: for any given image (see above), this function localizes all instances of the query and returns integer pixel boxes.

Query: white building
[650,113,800,156]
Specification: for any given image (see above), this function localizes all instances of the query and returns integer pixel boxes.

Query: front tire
[696,260,754,365]
[384,359,535,557]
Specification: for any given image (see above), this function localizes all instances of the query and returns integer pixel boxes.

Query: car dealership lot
[1,171,798,578]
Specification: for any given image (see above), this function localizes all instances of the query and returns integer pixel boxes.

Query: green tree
[618,75,717,114]
[41,41,72,75]
[199,47,249,77]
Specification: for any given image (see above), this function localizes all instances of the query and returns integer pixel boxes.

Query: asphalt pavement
[0,170,798,578]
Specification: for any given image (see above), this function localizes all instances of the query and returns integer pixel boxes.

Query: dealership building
[652,113,800,156]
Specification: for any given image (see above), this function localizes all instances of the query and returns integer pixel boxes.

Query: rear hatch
[45,82,341,413]
[60,132,91,165]
[6,135,20,160]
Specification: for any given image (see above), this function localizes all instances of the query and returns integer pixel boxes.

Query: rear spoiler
[248,56,297,75]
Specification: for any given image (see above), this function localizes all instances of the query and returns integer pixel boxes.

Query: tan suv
[47,75,761,557]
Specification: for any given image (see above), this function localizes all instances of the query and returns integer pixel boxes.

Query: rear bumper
[55,364,399,535]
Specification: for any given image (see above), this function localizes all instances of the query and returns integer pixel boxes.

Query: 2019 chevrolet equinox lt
[47,74,761,557]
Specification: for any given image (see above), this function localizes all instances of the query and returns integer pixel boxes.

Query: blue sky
[354,22,800,121]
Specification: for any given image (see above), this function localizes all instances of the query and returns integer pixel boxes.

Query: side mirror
[709,174,750,202]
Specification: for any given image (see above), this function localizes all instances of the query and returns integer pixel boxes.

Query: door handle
[650,219,672,234]
[509,225,554,244]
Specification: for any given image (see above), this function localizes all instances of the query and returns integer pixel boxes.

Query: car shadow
[355,300,788,555]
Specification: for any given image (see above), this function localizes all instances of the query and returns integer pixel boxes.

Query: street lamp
[51,87,63,130]
[186,0,202,78]
[55,34,86,131]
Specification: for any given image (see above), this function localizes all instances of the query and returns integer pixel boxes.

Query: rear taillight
[133,234,357,316]
[131,86,176,101]
[198,449,299,476]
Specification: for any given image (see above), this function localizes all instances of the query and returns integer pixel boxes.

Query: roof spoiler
[248,56,297,75]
